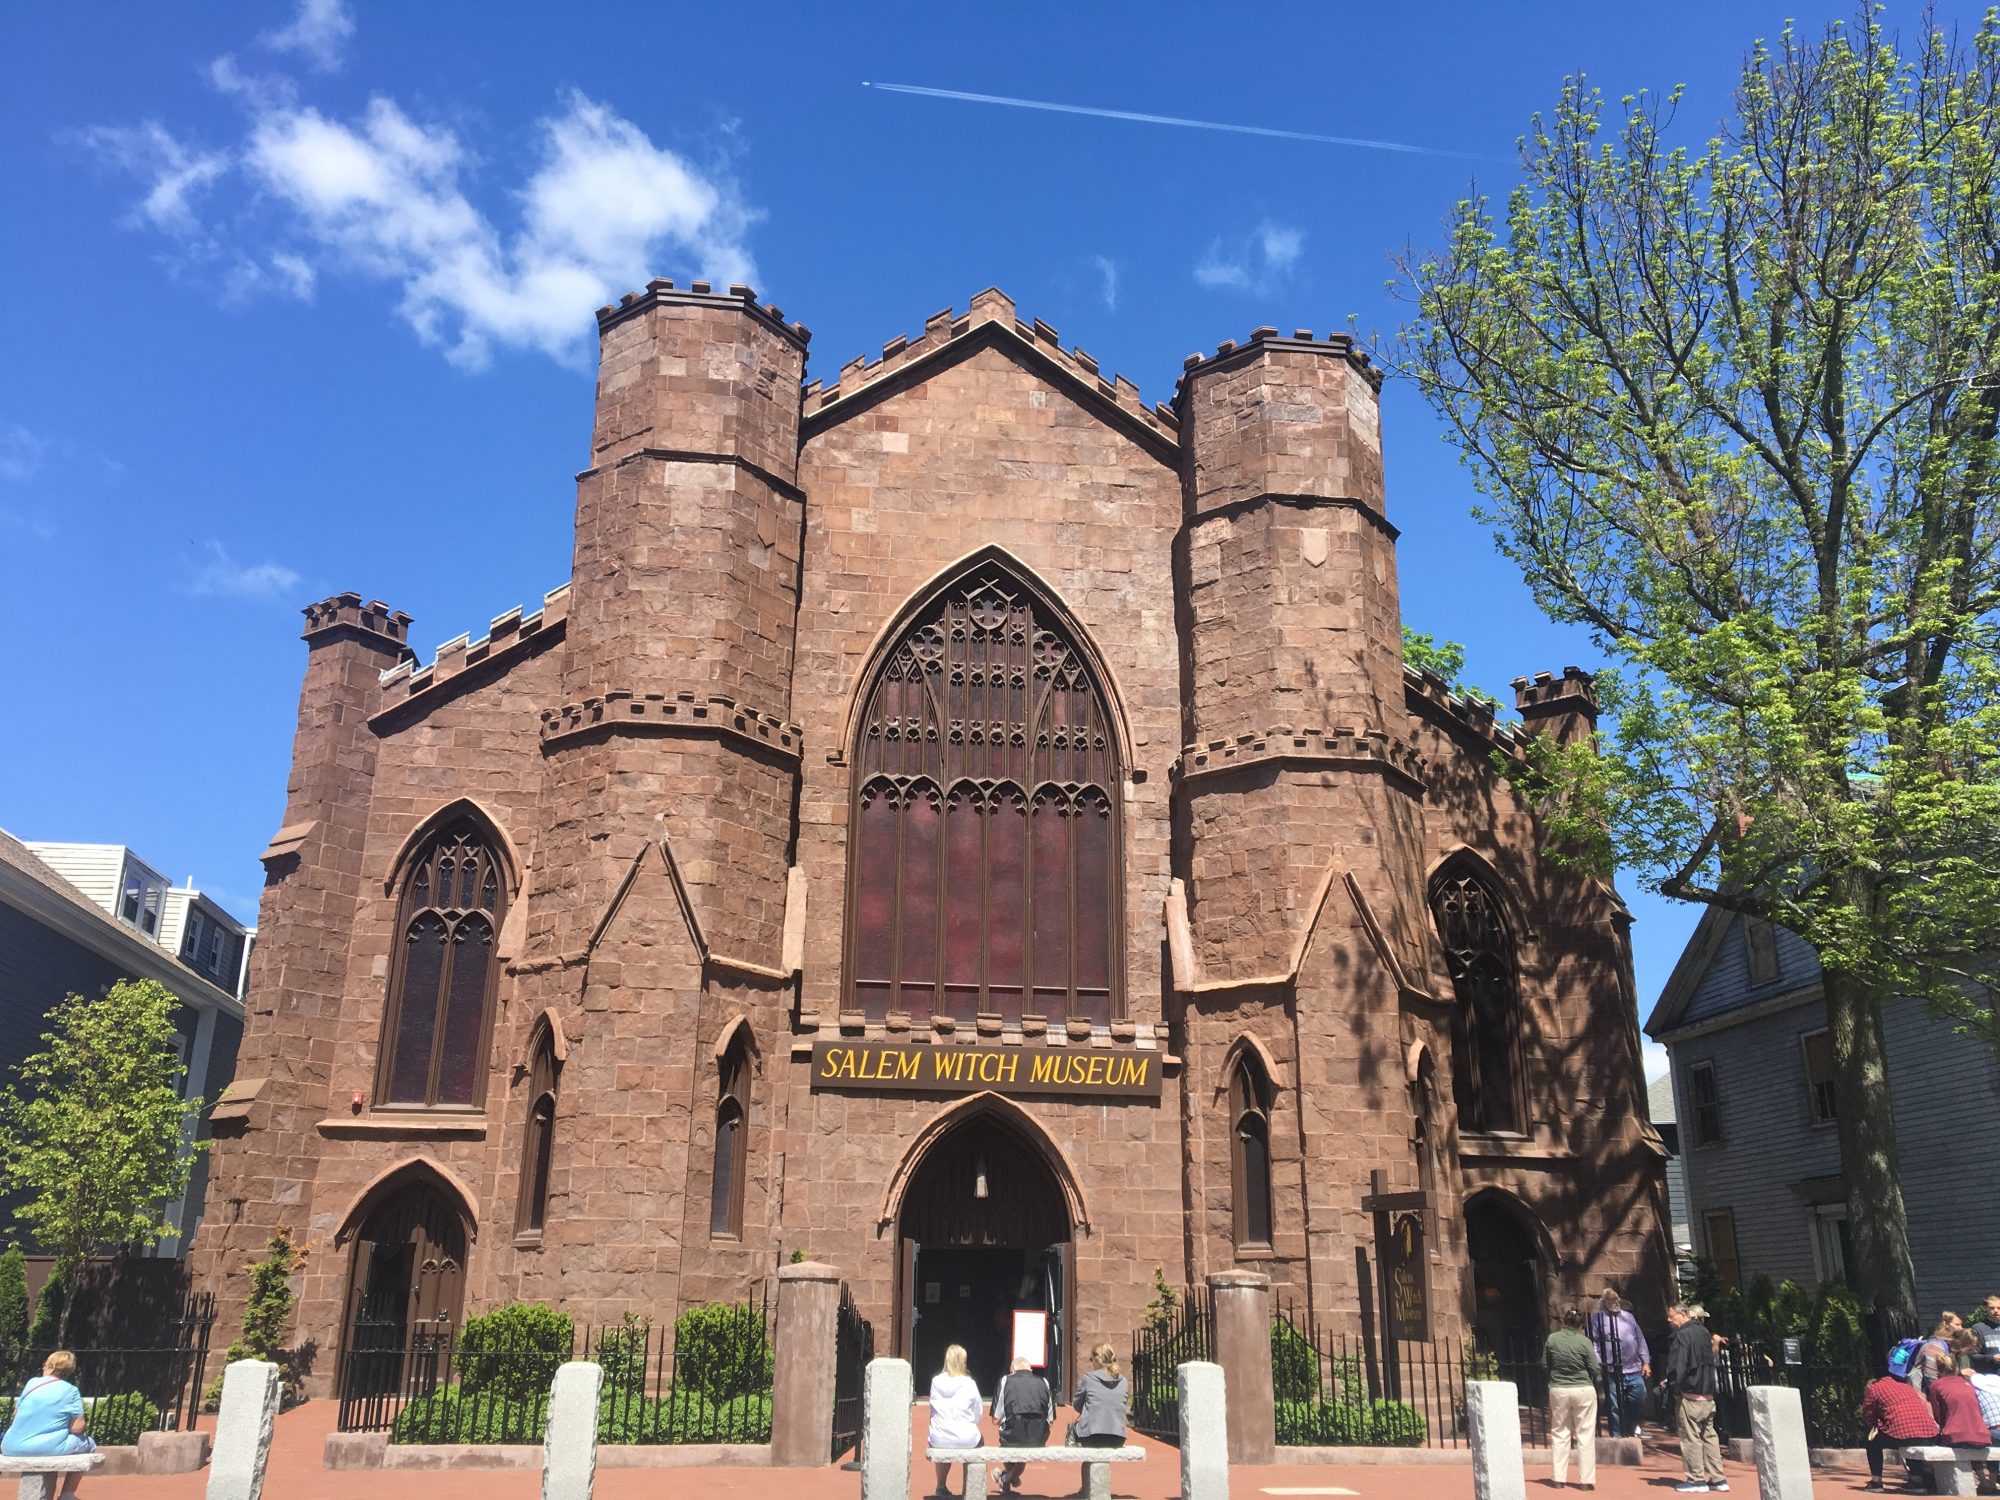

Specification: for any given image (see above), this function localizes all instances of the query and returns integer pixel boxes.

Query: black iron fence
[7,1290,218,1439]
[830,1284,874,1462]
[1129,1285,1212,1440]
[338,1296,777,1445]
[1714,1337,1871,1450]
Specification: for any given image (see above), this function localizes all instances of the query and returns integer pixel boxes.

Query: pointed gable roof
[800,288,1180,464]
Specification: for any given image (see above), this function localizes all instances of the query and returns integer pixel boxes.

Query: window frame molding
[1428,861,1531,1137]
[1702,1207,1741,1292]
[1227,1046,1276,1252]
[513,1019,560,1246]
[1798,1028,1838,1130]
[709,1030,752,1242]
[1687,1059,1724,1149]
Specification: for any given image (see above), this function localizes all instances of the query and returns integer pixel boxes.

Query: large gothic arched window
[377,818,507,1109]
[847,564,1122,1025]
[1430,868,1526,1135]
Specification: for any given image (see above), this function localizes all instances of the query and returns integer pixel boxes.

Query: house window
[1688,1061,1723,1147]
[121,867,163,935]
[1431,868,1527,1134]
[1801,1030,1837,1126]
[847,564,1122,1025]
[1808,1204,1850,1287]
[376,819,507,1109]
[1229,1049,1275,1250]
[1745,918,1779,985]
[710,1032,751,1239]
[516,1026,558,1240]
[1704,1209,1741,1292]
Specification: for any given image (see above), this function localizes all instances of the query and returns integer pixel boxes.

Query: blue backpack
[1888,1337,1927,1379]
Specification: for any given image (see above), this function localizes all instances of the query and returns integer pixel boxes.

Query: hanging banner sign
[1382,1209,1430,1343]
[809,1040,1163,1100]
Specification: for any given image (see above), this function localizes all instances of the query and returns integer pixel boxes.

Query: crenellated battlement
[1173,722,1428,793]
[1174,325,1384,402]
[801,287,1178,440]
[1511,665,1599,718]
[377,583,571,703]
[538,688,802,760]
[301,592,411,646]
[594,278,810,350]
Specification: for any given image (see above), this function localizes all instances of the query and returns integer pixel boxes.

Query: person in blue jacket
[2,1350,94,1494]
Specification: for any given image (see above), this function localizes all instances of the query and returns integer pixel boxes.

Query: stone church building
[195,281,1669,1393]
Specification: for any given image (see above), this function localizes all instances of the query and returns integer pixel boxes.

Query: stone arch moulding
[381,797,526,900]
[711,1014,760,1065]
[522,1007,568,1069]
[332,1156,482,1248]
[1219,1032,1288,1099]
[876,1091,1093,1237]
[834,543,1138,773]
[1403,1038,1436,1085]
[1424,846,1539,949]
[1461,1184,1563,1271]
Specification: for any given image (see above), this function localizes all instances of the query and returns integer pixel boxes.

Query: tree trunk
[1822,965,1920,1333]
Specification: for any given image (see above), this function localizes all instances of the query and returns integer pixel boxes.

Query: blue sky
[4,1,1969,1076]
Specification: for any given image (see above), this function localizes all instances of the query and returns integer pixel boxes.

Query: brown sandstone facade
[195,283,1669,1393]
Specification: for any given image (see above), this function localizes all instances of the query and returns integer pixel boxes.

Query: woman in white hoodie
[927,1343,985,1499]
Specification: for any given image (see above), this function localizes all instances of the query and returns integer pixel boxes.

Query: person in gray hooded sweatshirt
[1068,1340,1129,1496]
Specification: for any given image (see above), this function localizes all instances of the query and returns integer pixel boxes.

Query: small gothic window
[1413,1054,1442,1213]
[378,819,507,1109]
[516,1025,558,1238]
[1431,868,1526,1134]
[1229,1050,1275,1249]
[848,564,1121,1025]
[710,1032,751,1239]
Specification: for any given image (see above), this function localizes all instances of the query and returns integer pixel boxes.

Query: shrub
[1270,1317,1320,1402]
[1801,1282,1871,1448]
[89,1391,162,1445]
[391,1385,551,1445]
[0,1248,27,1379]
[457,1303,574,1403]
[670,1303,771,1401]
[1275,1398,1426,1447]
[594,1313,652,1397]
[597,1389,772,1444]
[204,1230,310,1410]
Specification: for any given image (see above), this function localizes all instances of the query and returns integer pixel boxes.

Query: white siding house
[1649,909,2000,1318]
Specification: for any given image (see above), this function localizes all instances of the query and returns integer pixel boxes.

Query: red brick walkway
[78,1403,1864,1499]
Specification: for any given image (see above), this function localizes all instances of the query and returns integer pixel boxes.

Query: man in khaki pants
[1662,1304,1729,1493]
[1545,1306,1602,1489]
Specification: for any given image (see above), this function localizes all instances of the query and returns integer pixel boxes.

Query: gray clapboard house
[1648,908,1999,1319]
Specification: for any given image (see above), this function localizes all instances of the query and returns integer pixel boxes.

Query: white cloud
[78,122,229,236]
[1194,219,1306,294]
[241,90,755,369]
[0,425,46,483]
[188,542,302,600]
[261,0,354,73]
[1087,254,1119,312]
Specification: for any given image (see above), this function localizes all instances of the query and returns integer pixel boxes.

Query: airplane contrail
[860,81,1480,160]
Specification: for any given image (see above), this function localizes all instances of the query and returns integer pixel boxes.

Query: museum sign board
[809,1040,1163,1100]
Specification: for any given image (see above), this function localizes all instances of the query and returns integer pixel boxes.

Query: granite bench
[0,1453,103,1500]
[927,1442,1145,1500]
[1901,1444,2000,1496]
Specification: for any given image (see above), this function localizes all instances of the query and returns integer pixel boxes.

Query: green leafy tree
[1401,627,1501,710]
[0,980,205,1340]
[0,1247,27,1377]
[1398,9,2000,1332]
[206,1230,307,1407]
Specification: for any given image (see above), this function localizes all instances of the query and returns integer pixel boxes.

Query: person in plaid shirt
[1862,1362,1941,1491]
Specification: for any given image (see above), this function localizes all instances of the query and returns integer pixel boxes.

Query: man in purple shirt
[1589,1287,1652,1437]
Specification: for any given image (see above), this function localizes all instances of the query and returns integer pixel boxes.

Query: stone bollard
[206,1359,281,1500]
[1466,1380,1526,1500]
[1748,1385,1814,1500]
[542,1361,603,1500]
[1177,1360,1229,1500]
[771,1261,844,1466]
[860,1356,913,1500]
[1207,1268,1276,1465]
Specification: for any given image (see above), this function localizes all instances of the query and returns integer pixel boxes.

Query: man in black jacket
[994,1356,1054,1495]
[1662,1305,1729,1494]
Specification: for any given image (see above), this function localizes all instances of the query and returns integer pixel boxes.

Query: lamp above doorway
[973,1154,989,1200]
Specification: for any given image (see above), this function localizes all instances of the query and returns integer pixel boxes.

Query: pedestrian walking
[927,1344,985,1500]
[1546,1306,1601,1490]
[1662,1303,1729,1494]
[1860,1357,1939,1492]
[994,1355,1054,1495]
[1589,1286,1651,1437]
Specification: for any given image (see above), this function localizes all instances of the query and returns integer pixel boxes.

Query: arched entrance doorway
[340,1171,473,1402]
[897,1114,1073,1396]
[1465,1194,1546,1369]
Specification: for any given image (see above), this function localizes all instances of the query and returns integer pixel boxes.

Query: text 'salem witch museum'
[195,281,1670,1395]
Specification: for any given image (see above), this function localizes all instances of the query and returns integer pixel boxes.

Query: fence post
[205,1359,281,1500]
[1177,1360,1229,1500]
[770,1260,843,1466]
[861,1356,913,1500]
[542,1360,602,1500]
[1206,1268,1275,1465]
[1747,1385,1813,1500]
[1467,1380,1526,1500]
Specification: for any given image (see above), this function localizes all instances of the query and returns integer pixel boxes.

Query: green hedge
[1276,1397,1427,1447]
[670,1304,771,1400]
[456,1303,574,1404]
[389,1386,772,1445]
[0,1391,160,1446]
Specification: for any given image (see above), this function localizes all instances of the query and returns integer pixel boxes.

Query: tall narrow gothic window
[1431,869,1526,1134]
[710,1033,751,1239]
[516,1027,558,1239]
[848,565,1122,1024]
[378,819,506,1109]
[1229,1050,1275,1249]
